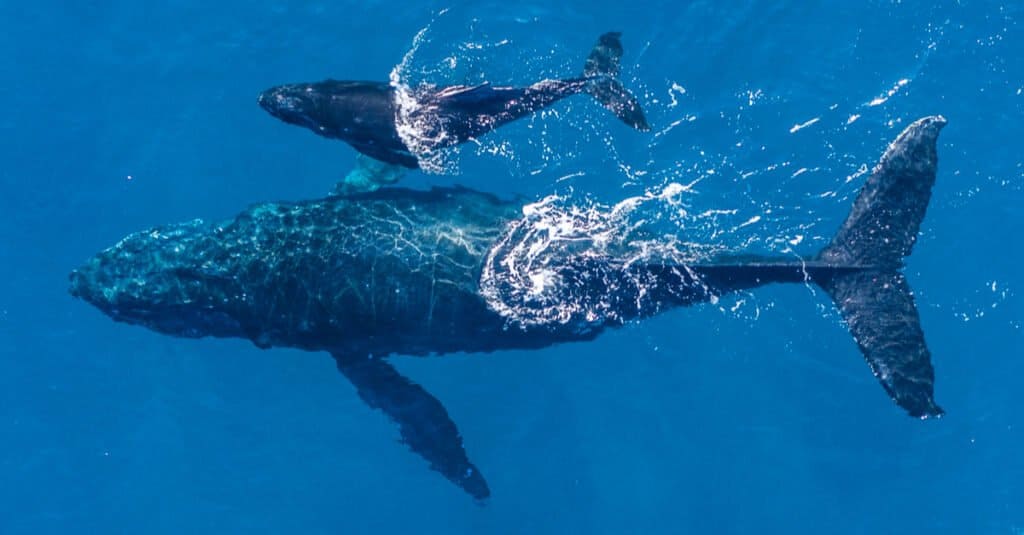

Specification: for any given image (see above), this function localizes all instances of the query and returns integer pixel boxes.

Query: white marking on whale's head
[69,220,246,339]
[257,83,326,132]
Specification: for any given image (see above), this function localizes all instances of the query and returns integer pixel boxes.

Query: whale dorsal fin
[332,353,490,501]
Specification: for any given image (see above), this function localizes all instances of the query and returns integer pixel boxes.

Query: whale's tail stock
[581,32,650,131]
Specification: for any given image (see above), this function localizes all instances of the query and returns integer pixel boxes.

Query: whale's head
[258,82,330,131]
[258,80,395,142]
[69,220,247,340]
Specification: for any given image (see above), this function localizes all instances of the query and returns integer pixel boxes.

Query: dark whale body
[257,32,649,169]
[71,117,947,501]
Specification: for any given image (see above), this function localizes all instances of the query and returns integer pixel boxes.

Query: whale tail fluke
[582,32,650,131]
[814,116,947,418]
[690,117,946,417]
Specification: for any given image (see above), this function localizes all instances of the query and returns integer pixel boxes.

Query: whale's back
[232,187,525,354]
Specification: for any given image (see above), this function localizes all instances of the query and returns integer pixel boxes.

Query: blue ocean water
[2,1,1022,532]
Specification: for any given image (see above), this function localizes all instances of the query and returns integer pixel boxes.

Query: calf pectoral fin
[332,353,490,501]
[434,83,499,106]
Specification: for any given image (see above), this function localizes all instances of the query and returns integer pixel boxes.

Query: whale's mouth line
[257,88,322,131]
[69,265,244,339]
[84,298,243,339]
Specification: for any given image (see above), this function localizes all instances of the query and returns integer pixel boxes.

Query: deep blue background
[2,1,1022,533]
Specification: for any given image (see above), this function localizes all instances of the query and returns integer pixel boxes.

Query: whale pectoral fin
[353,144,420,170]
[333,154,410,196]
[332,353,491,501]
[435,83,498,106]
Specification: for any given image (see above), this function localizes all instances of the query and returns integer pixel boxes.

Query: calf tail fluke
[816,116,947,418]
[582,32,650,131]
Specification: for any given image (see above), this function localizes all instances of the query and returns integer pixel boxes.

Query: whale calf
[258,32,648,184]
[70,117,947,500]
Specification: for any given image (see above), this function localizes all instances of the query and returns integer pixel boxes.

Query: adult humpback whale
[70,117,946,501]
[257,32,648,179]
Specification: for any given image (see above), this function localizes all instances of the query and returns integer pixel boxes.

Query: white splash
[746,89,765,106]
[736,215,762,229]
[667,82,687,108]
[388,11,458,174]
[789,117,820,133]
[867,78,910,107]
[845,163,870,184]
[479,183,733,329]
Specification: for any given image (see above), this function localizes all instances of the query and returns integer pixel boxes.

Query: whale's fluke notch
[333,353,491,501]
[816,115,947,418]
[582,32,649,131]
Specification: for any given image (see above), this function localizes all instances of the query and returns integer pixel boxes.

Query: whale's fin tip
[333,353,491,500]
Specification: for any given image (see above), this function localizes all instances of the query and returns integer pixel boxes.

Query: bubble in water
[479,182,736,330]
[388,12,460,174]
